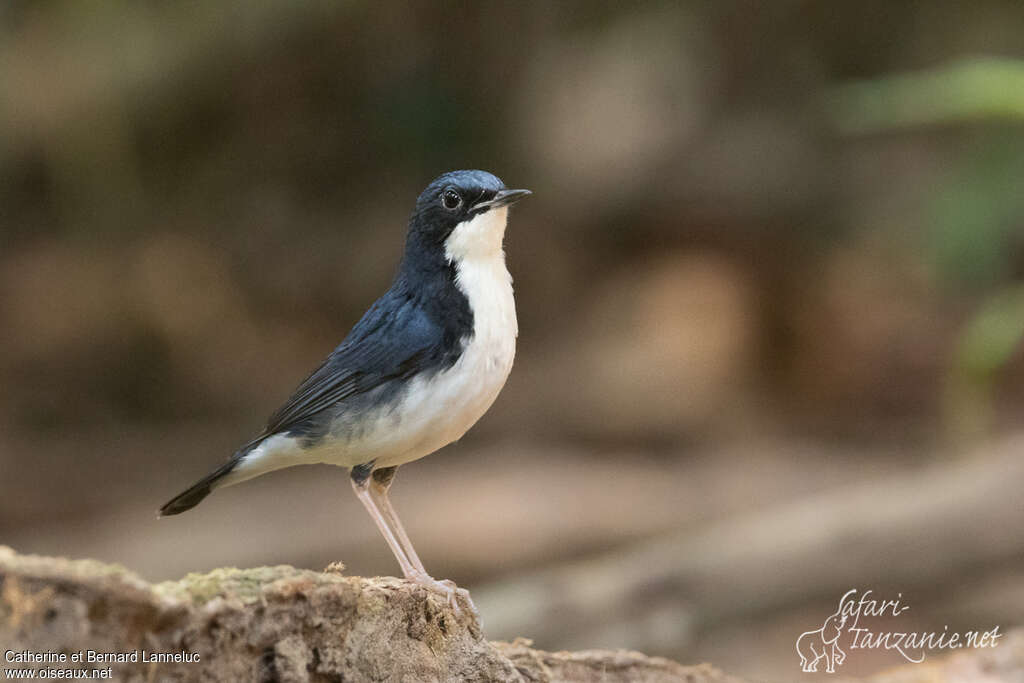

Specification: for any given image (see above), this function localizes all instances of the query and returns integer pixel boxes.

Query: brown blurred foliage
[3,2,1023,441]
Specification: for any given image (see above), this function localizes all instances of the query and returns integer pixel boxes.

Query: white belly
[362,248,517,468]
[371,332,515,466]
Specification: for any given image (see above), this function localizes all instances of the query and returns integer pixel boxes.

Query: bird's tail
[158,440,261,517]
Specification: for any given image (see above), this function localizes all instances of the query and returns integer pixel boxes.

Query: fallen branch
[473,437,1024,654]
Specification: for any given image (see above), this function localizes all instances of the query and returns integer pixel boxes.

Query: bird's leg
[349,467,418,580]
[368,467,427,575]
[354,466,476,617]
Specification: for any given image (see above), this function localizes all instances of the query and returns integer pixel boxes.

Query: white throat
[444,206,510,262]
[444,205,518,341]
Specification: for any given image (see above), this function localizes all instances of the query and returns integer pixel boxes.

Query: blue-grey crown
[415,170,505,209]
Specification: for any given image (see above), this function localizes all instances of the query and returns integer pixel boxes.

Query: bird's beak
[472,188,532,213]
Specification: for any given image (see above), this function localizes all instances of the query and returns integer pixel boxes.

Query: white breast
[371,206,518,467]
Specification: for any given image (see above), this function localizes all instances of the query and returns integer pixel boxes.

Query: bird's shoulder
[259,286,462,437]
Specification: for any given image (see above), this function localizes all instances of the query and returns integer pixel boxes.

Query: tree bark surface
[0,547,740,682]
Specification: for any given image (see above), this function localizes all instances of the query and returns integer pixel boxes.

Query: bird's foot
[408,572,478,619]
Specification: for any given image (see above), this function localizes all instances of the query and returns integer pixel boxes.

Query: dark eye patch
[441,189,462,210]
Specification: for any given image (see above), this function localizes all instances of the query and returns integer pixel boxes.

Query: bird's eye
[441,189,462,211]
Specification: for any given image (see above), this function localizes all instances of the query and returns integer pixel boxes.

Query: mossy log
[0,547,736,682]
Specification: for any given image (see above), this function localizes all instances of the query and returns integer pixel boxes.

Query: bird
[159,170,530,613]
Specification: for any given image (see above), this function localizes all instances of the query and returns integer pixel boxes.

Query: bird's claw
[440,580,478,618]
[409,573,478,620]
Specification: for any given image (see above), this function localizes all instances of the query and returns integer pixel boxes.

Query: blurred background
[2,2,1024,680]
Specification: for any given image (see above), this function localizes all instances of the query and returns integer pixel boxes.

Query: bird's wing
[261,292,443,437]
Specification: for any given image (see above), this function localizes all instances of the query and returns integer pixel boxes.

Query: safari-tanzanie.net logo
[795,589,1002,674]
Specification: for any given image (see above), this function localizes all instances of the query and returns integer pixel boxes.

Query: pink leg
[350,477,418,578]
[351,468,476,617]
[369,469,427,575]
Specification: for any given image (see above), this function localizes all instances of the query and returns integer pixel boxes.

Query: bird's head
[406,170,531,264]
